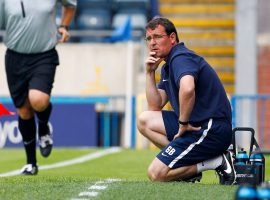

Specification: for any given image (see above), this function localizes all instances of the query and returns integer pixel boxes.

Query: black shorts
[158,110,232,168]
[5,48,59,108]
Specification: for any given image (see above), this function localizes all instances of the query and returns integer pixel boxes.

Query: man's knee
[137,111,149,134]
[29,90,50,112]
[147,162,167,182]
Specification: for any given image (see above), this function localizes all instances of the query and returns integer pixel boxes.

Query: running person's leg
[5,48,59,175]
[17,99,38,175]
[29,89,53,157]
[28,48,59,157]
[5,49,38,175]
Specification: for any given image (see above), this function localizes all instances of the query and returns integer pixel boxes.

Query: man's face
[145,25,176,59]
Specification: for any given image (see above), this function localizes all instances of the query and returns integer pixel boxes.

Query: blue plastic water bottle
[256,182,270,200]
[250,150,263,166]
[235,185,257,200]
[236,148,249,165]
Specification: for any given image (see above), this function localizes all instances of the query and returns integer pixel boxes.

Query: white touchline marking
[0,147,122,177]
[89,185,107,190]
[79,191,99,197]
[95,181,106,184]
[72,178,122,200]
[105,178,121,183]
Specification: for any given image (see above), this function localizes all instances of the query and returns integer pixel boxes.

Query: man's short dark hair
[145,17,179,43]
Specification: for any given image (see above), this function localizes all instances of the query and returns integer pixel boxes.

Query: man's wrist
[178,120,189,126]
[146,70,155,75]
[59,25,69,31]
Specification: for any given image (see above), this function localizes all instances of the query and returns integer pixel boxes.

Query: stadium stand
[158,0,235,94]
[74,0,151,42]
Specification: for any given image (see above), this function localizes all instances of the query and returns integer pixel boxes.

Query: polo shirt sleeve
[62,0,77,7]
[157,67,166,90]
[171,55,199,88]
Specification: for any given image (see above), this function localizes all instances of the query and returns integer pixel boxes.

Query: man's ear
[170,32,177,44]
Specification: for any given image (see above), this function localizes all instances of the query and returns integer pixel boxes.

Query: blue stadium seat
[105,16,132,43]
[112,9,147,41]
[77,9,111,30]
[112,0,150,34]
[112,11,147,31]
[77,8,112,42]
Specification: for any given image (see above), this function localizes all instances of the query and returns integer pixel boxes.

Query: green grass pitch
[0,148,269,200]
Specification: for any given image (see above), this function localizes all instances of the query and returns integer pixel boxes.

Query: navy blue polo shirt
[158,42,232,123]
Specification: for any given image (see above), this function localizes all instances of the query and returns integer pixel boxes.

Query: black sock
[18,117,37,165]
[36,103,52,137]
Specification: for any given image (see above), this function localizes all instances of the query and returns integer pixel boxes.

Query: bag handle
[232,127,255,158]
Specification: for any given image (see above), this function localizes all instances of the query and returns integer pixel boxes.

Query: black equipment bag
[232,127,265,185]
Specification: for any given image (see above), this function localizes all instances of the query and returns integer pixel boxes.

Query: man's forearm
[179,89,195,122]
[61,7,76,26]
[179,76,196,122]
[146,71,163,110]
